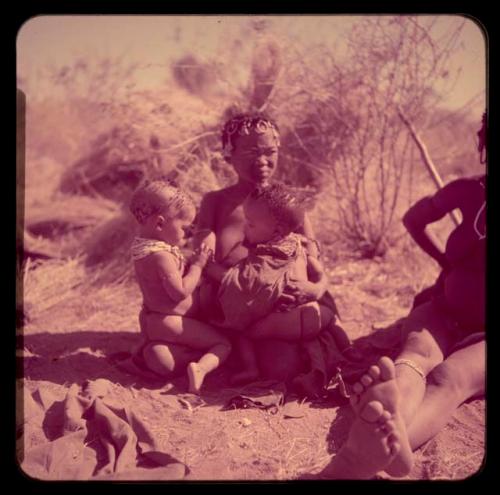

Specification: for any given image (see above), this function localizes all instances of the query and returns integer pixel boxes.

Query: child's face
[243,198,278,245]
[229,129,279,186]
[157,204,196,246]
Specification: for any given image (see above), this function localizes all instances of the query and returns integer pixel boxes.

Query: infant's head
[130,180,195,245]
[243,183,304,245]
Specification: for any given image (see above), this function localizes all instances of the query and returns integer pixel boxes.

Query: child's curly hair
[248,183,305,235]
[129,179,194,225]
[221,112,280,158]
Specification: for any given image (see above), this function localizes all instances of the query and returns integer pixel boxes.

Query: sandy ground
[16,252,485,481]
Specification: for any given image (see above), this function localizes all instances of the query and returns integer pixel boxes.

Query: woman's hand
[276,279,324,311]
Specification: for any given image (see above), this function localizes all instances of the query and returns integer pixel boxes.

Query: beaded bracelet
[394,358,426,383]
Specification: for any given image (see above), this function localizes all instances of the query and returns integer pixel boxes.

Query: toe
[360,400,384,423]
[360,374,374,387]
[377,356,396,382]
[379,410,392,423]
[384,419,396,432]
[367,365,381,381]
[387,435,401,456]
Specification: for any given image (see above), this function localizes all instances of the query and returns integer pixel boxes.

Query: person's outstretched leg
[406,340,485,450]
[349,302,451,476]
[322,400,400,479]
[349,356,414,477]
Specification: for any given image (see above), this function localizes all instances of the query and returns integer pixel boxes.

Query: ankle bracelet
[394,358,426,383]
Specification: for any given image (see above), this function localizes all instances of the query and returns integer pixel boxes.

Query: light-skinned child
[129,180,231,394]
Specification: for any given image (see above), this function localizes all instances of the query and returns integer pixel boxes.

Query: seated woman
[203,183,352,384]
[193,112,355,390]
[324,114,486,479]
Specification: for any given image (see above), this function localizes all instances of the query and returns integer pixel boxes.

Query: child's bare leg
[248,302,334,341]
[143,314,231,393]
[230,336,259,385]
[188,343,231,394]
[144,313,230,349]
[143,343,175,375]
[321,400,401,479]
[142,343,202,377]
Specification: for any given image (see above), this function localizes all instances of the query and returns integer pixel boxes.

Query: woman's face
[229,128,279,186]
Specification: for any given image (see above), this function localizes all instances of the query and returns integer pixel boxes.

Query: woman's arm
[403,197,449,269]
[193,192,217,253]
[403,180,465,270]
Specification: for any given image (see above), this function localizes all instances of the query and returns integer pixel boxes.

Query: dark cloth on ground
[19,380,186,480]
[221,380,286,413]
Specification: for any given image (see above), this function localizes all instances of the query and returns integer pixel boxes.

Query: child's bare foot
[229,368,259,386]
[187,362,206,394]
[322,400,400,479]
[349,356,413,477]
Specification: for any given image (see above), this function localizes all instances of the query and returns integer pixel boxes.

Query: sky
[17,15,486,118]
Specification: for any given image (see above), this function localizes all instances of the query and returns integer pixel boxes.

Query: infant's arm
[306,254,325,284]
[155,252,204,302]
[301,214,320,260]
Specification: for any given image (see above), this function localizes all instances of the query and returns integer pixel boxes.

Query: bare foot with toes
[349,356,413,477]
[323,400,401,479]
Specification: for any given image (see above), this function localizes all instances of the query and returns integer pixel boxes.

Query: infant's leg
[248,302,334,341]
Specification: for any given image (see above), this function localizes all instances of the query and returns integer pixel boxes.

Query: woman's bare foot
[187,362,206,394]
[349,356,413,477]
[229,368,259,386]
[322,400,400,479]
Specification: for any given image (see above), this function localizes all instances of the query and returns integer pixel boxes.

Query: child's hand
[191,243,213,268]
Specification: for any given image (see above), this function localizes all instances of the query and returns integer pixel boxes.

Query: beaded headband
[222,115,280,158]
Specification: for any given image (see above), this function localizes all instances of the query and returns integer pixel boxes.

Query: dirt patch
[17,254,485,480]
